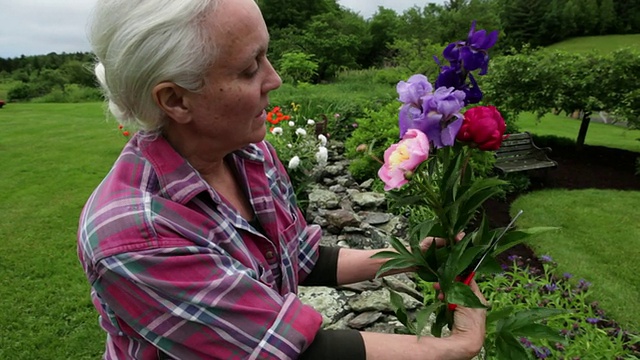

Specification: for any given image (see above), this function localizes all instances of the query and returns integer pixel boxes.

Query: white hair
[89,0,220,133]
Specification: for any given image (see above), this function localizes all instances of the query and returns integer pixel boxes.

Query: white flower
[271,127,283,135]
[287,143,293,148]
[295,128,307,136]
[288,156,301,169]
[307,119,316,126]
[289,121,296,127]
[317,134,327,146]
[315,146,328,166]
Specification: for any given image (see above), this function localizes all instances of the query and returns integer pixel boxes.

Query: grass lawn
[512,189,640,333]
[517,112,640,153]
[0,102,120,359]
[546,34,640,54]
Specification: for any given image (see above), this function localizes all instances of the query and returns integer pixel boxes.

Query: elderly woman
[78,0,487,359]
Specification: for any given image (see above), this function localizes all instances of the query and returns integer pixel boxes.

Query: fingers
[419,232,466,251]
[419,236,446,251]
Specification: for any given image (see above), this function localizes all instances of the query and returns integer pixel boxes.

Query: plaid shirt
[78,133,323,359]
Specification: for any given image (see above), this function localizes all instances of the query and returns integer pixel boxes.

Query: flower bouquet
[372,22,564,358]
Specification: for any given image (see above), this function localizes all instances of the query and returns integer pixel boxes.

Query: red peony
[457,105,506,151]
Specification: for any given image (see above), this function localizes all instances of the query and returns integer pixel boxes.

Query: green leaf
[410,219,436,244]
[487,306,516,327]
[389,290,410,328]
[495,333,532,360]
[370,250,401,259]
[493,227,559,255]
[446,282,488,309]
[415,302,440,337]
[472,212,491,246]
[455,245,486,275]
[416,268,438,282]
[375,258,417,278]
[476,256,503,275]
[510,324,567,343]
[432,305,447,337]
[388,236,413,258]
[501,308,567,331]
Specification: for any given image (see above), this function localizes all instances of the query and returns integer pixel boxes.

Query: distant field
[517,112,640,153]
[546,34,640,53]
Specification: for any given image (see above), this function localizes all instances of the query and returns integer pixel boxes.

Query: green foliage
[483,47,640,143]
[344,101,400,182]
[387,38,442,78]
[31,84,103,103]
[256,0,339,30]
[277,51,318,85]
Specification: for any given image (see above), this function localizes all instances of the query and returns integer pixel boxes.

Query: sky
[0,0,444,59]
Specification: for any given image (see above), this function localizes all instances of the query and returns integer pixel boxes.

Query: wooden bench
[494,132,557,173]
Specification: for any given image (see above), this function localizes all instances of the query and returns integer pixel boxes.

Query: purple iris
[397,76,466,148]
[540,255,553,263]
[544,283,558,292]
[443,21,498,75]
[434,62,483,105]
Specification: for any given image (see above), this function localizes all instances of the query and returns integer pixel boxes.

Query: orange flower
[122,130,130,137]
[118,124,124,130]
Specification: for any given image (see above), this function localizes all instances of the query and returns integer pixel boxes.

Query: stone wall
[298,141,428,334]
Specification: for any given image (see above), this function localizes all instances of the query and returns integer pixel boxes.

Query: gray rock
[298,286,349,324]
[361,212,393,225]
[348,311,383,329]
[325,209,360,229]
[351,192,386,209]
[359,179,374,190]
[308,187,340,209]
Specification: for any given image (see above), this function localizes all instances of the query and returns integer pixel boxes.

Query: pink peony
[378,129,430,191]
[457,105,506,150]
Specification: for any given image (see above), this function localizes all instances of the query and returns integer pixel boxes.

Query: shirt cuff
[299,246,340,286]
[299,329,365,360]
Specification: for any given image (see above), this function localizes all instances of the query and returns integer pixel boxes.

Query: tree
[256,0,339,30]
[367,7,401,67]
[598,0,616,34]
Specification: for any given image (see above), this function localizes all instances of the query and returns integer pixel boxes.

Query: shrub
[277,51,318,85]
[345,101,400,182]
[32,84,102,103]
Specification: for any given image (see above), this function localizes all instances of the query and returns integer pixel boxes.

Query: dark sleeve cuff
[299,246,340,287]
[299,329,365,360]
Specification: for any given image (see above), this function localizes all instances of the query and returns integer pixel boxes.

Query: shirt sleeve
[299,330,365,360]
[299,246,340,287]
[94,247,324,360]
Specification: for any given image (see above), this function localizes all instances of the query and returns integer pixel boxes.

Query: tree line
[1,0,639,100]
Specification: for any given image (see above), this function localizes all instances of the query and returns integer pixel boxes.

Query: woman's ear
[152,82,192,124]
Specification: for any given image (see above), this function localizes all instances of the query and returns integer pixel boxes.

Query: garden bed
[484,143,640,356]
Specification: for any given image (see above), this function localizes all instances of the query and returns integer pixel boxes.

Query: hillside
[546,34,640,53]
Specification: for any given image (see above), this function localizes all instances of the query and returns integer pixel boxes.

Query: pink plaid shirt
[78,133,323,359]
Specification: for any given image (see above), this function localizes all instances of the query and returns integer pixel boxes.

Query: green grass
[546,34,640,54]
[512,189,640,332]
[0,102,121,359]
[517,112,640,153]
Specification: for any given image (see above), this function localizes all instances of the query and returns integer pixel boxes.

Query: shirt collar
[135,133,265,204]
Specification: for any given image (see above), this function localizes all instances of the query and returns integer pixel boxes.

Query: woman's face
[185,0,281,153]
